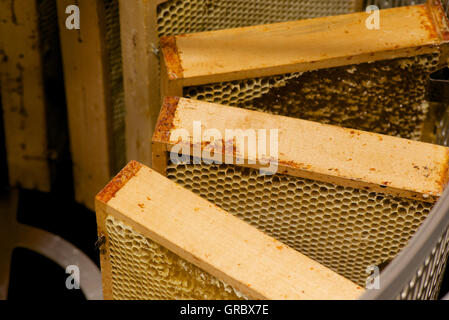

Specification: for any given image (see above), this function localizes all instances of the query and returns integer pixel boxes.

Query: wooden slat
[153,97,449,203]
[161,3,449,88]
[57,0,113,210]
[119,0,160,166]
[96,161,364,300]
[0,0,51,191]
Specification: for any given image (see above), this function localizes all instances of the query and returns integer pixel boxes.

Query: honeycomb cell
[106,216,247,300]
[166,158,434,286]
[185,54,440,140]
[157,0,356,37]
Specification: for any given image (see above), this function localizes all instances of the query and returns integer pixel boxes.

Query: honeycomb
[104,0,126,174]
[185,53,440,140]
[366,0,426,9]
[105,216,248,300]
[166,158,434,286]
[157,0,358,37]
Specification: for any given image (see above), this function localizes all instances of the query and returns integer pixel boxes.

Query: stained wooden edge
[96,161,143,204]
[427,0,449,42]
[438,156,449,193]
[151,97,180,175]
[152,140,447,204]
[160,36,184,80]
[160,4,446,85]
[151,98,449,204]
[152,96,180,143]
[95,160,144,299]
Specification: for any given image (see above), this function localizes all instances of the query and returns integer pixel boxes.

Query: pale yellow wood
[150,140,167,178]
[0,0,51,191]
[161,4,448,86]
[97,162,364,300]
[57,0,112,210]
[120,0,159,166]
[153,98,449,203]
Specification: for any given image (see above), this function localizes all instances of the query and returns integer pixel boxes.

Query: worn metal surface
[0,190,103,300]
[360,183,449,299]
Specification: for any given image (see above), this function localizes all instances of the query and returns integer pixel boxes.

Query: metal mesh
[398,228,449,299]
[157,0,360,37]
[360,188,449,300]
[104,0,126,175]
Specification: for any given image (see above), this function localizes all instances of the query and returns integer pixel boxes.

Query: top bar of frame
[161,1,449,86]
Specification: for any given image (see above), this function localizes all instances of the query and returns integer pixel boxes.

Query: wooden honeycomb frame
[122,0,364,170]
[160,1,449,142]
[161,2,449,90]
[95,161,364,300]
[152,97,449,284]
[153,98,449,203]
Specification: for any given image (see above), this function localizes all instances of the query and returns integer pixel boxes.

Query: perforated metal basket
[359,0,449,300]
[361,182,449,299]
[357,64,449,299]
